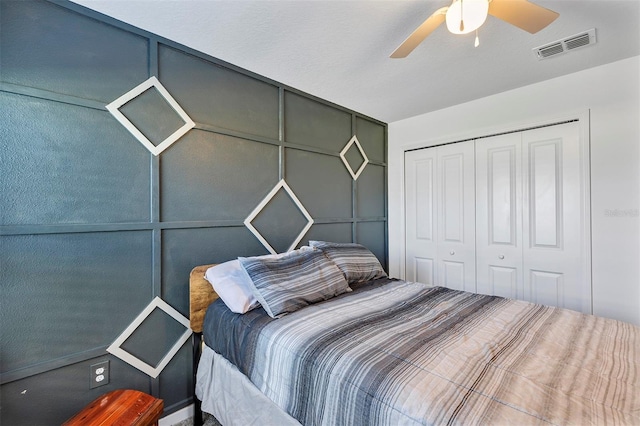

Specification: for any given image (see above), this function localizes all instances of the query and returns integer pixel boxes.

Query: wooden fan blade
[488,0,559,34]
[390,7,448,58]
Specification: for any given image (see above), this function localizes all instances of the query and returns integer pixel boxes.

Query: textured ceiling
[70,0,640,123]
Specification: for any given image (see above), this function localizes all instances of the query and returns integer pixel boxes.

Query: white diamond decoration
[106,76,195,156]
[244,179,314,254]
[340,135,369,180]
[107,297,192,378]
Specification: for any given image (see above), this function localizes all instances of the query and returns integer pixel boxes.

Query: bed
[189,243,639,426]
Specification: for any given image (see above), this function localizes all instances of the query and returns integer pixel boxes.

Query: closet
[405,121,591,313]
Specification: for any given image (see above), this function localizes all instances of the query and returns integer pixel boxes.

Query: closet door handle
[498,255,505,260]
[449,250,455,256]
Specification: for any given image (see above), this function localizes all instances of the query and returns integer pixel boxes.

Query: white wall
[388,56,640,326]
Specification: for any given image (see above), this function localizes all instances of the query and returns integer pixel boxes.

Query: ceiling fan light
[446,0,489,35]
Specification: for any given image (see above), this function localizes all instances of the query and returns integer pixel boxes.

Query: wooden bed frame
[189,263,219,426]
[189,264,219,333]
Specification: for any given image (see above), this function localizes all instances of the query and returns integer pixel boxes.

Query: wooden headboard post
[189,263,219,426]
[189,264,219,333]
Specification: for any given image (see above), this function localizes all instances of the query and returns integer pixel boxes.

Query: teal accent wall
[0,0,387,424]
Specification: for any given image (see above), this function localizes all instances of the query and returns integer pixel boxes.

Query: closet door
[406,121,589,311]
[475,133,523,299]
[405,142,475,291]
[405,148,438,285]
[436,142,476,292]
[522,122,589,313]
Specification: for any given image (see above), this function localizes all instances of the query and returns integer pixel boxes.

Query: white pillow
[205,260,259,314]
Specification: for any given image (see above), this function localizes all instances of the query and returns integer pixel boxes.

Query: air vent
[533,28,597,60]
[538,42,564,58]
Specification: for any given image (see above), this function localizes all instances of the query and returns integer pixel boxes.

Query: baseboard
[159,403,194,426]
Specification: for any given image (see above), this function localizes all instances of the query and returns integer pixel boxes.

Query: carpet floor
[171,413,222,426]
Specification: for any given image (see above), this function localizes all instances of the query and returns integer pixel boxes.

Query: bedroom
[0,0,638,425]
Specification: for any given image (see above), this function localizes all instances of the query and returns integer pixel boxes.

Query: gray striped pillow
[309,241,387,284]
[238,248,351,318]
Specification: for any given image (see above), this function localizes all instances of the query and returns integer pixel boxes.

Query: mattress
[200,278,640,425]
[196,345,300,425]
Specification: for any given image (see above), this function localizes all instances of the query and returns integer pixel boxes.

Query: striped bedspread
[203,278,640,425]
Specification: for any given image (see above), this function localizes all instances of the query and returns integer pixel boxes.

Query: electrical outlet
[90,360,109,389]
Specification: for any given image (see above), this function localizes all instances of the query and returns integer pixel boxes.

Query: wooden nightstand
[63,389,163,426]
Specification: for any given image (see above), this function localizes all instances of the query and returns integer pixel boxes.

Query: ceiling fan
[390,0,559,58]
